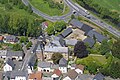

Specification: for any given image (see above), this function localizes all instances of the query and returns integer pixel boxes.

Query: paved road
[64,0,120,38]
[22,0,73,22]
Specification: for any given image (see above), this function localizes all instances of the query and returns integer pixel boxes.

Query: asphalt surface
[64,0,120,38]
[22,0,73,22]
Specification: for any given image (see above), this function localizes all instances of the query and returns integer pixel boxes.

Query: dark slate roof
[70,19,84,29]
[83,37,95,48]
[5,35,18,42]
[81,24,93,34]
[93,73,104,80]
[6,58,15,68]
[60,27,73,38]
[59,58,67,67]
[7,51,24,57]
[28,54,37,67]
[87,30,107,43]
[10,71,28,79]
[38,61,51,68]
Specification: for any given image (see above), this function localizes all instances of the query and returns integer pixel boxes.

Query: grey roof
[51,35,66,47]
[0,50,7,56]
[77,74,94,80]
[44,46,68,53]
[7,51,24,57]
[83,37,95,48]
[6,58,15,68]
[5,35,18,42]
[28,54,37,67]
[87,30,107,43]
[93,73,104,80]
[81,24,93,34]
[51,64,59,69]
[3,71,11,79]
[38,61,51,68]
[70,19,84,29]
[10,71,28,79]
[65,39,78,46]
[60,27,73,38]
[59,58,67,66]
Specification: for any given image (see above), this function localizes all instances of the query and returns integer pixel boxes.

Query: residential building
[0,50,7,59]
[0,36,4,43]
[63,69,78,80]
[29,71,42,80]
[75,64,84,74]
[65,39,78,46]
[3,58,15,72]
[3,35,18,44]
[93,73,105,80]
[59,58,68,73]
[83,37,95,48]
[51,69,62,80]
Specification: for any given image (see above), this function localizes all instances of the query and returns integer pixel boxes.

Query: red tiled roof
[0,36,4,41]
[53,69,62,76]
[76,64,84,71]
[29,71,42,80]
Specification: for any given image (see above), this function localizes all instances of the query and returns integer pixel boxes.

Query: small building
[10,71,28,80]
[63,69,78,80]
[59,58,67,73]
[3,35,18,44]
[38,61,51,73]
[65,39,78,46]
[87,30,107,43]
[81,24,93,35]
[77,74,94,80]
[7,51,24,61]
[29,71,42,80]
[70,19,84,29]
[0,50,7,59]
[0,36,4,43]
[83,37,95,48]
[3,58,15,72]
[59,27,73,38]
[42,21,48,30]
[51,69,62,80]
[75,64,84,74]
[93,73,104,80]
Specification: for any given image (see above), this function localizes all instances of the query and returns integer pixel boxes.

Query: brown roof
[67,69,78,79]
[0,36,4,41]
[29,71,42,80]
[76,64,84,71]
[53,69,62,76]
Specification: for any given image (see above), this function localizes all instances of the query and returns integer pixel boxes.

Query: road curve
[64,0,120,38]
[22,0,73,22]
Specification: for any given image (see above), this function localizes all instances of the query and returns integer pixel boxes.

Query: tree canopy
[74,41,88,58]
[51,53,63,64]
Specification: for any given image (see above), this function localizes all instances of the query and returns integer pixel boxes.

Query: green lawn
[29,0,70,16]
[76,54,108,66]
[93,0,120,13]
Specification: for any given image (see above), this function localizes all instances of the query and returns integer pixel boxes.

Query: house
[87,30,107,43]
[51,69,62,80]
[10,71,28,80]
[70,19,84,29]
[27,54,37,74]
[59,27,73,38]
[63,69,78,80]
[38,61,51,73]
[0,50,7,59]
[65,39,78,46]
[75,64,84,74]
[7,51,24,60]
[0,36,4,43]
[93,73,104,80]
[3,35,18,44]
[29,71,42,80]
[81,24,93,35]
[42,21,48,30]
[83,37,95,48]
[76,74,94,80]
[59,58,67,73]
[3,58,15,72]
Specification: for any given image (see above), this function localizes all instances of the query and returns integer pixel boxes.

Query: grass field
[29,0,70,16]
[0,3,42,25]
[93,0,120,13]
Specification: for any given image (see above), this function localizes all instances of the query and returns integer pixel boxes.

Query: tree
[51,53,63,64]
[13,43,22,51]
[74,41,88,58]
[111,39,120,59]
[99,39,111,55]
[20,36,29,44]
[26,41,32,49]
